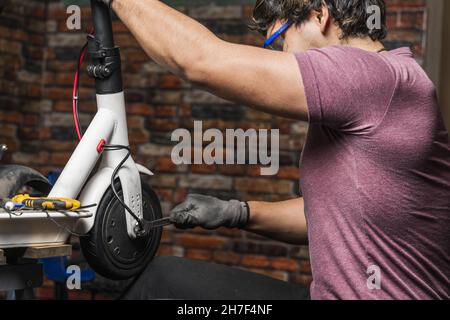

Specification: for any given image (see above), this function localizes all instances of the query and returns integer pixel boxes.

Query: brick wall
[0,0,428,299]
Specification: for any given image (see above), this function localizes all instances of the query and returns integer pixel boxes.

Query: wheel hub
[102,192,158,268]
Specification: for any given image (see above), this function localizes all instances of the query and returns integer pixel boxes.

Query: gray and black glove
[170,194,250,230]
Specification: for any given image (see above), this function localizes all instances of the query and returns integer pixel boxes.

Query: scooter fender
[75,165,154,235]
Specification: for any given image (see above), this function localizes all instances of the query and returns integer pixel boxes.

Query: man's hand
[170,194,250,230]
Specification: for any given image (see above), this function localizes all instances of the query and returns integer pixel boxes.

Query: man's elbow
[176,41,222,86]
[179,57,209,86]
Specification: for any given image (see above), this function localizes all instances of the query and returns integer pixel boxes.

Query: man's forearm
[245,198,308,245]
[112,0,217,79]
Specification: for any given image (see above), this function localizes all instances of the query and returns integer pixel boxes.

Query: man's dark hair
[251,0,387,41]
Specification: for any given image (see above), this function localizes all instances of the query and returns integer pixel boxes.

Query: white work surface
[0,209,92,248]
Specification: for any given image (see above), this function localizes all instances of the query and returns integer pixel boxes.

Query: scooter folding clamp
[86,34,121,80]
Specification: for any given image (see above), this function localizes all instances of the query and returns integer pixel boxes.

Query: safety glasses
[263,21,293,50]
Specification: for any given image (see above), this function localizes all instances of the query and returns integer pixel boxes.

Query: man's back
[296,46,450,299]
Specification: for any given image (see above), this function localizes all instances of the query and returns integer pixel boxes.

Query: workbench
[0,244,72,300]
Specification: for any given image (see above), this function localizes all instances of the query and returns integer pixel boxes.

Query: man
[100,0,450,299]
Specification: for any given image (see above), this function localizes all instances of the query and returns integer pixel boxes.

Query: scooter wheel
[80,179,163,280]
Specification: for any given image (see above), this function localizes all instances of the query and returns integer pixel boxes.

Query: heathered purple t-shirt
[295,46,450,300]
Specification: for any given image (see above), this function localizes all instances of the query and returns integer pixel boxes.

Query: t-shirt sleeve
[295,46,396,134]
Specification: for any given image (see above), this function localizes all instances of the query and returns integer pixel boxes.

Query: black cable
[102,144,145,231]
[78,203,97,210]
[44,210,87,238]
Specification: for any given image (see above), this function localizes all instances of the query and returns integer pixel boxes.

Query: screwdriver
[12,194,81,211]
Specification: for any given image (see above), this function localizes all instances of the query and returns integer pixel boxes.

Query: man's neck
[339,37,385,53]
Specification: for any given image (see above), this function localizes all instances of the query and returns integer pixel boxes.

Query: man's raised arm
[109,0,309,121]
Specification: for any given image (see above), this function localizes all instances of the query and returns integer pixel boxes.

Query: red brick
[156,105,178,117]
[159,74,182,89]
[216,227,243,238]
[68,290,95,300]
[276,167,300,180]
[50,152,70,166]
[34,287,55,300]
[271,258,299,272]
[155,157,177,173]
[161,229,172,244]
[166,190,184,207]
[0,110,23,124]
[129,130,149,144]
[149,119,181,131]
[157,244,175,256]
[186,249,213,261]
[175,234,227,249]
[241,255,270,268]
[218,164,246,176]
[191,164,217,174]
[213,250,241,265]
[23,114,40,126]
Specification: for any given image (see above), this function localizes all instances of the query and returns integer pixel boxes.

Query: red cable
[72,45,87,141]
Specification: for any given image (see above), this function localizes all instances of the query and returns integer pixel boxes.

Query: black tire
[0,165,51,198]
[80,179,163,280]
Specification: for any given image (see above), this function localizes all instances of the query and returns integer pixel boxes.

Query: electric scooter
[0,1,166,280]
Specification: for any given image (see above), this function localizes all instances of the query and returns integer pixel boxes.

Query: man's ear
[317,3,331,34]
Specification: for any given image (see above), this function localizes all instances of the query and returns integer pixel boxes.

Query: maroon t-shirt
[296,46,450,300]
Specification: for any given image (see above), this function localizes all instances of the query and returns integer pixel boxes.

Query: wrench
[135,216,173,237]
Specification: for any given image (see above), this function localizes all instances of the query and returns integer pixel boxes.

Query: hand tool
[12,194,81,211]
[132,216,172,237]
[141,217,173,232]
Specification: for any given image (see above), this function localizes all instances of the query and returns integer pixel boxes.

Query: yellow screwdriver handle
[11,194,81,211]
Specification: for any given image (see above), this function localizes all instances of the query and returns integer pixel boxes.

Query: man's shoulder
[296,44,393,76]
[302,44,384,59]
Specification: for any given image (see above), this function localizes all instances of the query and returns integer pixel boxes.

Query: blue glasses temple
[263,21,293,48]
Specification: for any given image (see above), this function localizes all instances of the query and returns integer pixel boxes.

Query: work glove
[170,194,250,230]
